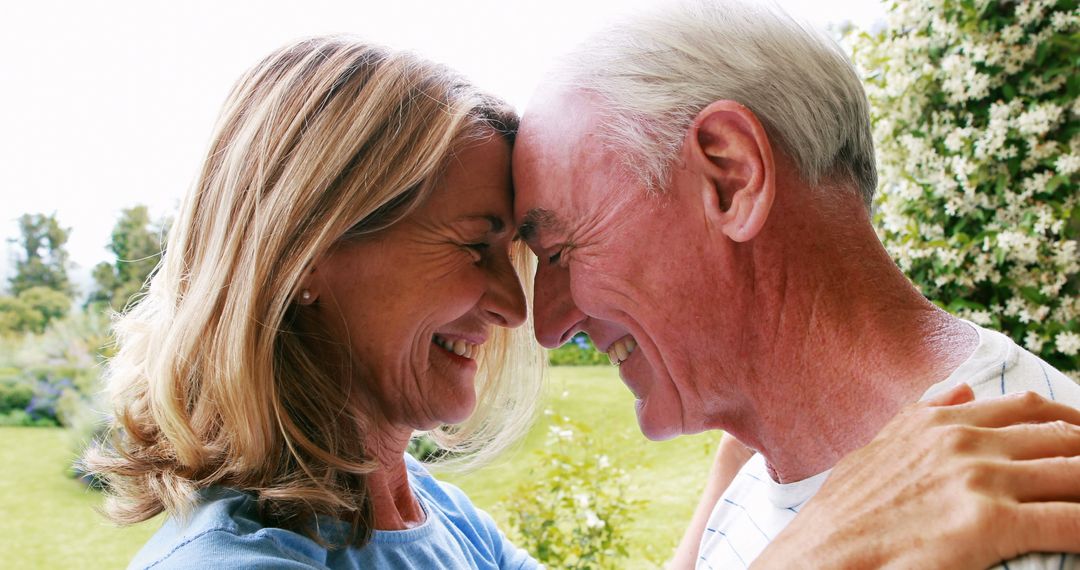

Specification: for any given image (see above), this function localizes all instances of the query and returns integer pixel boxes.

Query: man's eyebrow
[515,208,560,242]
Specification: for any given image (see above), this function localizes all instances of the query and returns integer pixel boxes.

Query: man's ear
[683,100,775,242]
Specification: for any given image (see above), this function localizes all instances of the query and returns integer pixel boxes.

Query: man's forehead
[512,89,608,238]
[518,89,601,155]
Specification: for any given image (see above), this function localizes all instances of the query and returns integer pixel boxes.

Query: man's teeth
[607,336,637,366]
[433,335,480,359]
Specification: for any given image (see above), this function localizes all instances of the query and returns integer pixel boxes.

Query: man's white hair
[554,0,877,206]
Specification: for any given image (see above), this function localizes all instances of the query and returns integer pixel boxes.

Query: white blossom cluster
[851,0,1079,380]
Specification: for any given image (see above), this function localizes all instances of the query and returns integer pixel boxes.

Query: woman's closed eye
[464,242,490,262]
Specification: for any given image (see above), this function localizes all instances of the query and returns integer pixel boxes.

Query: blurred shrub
[407,433,442,462]
[0,286,74,335]
[504,417,645,569]
[548,334,609,366]
[0,312,111,452]
[0,379,34,411]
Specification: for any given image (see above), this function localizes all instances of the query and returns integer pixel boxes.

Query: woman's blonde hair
[84,36,543,548]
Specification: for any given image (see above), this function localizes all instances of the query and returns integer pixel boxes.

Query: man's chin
[634,399,681,441]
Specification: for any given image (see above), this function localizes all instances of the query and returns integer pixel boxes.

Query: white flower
[1050,10,1076,32]
[968,310,993,326]
[1021,171,1054,197]
[1055,153,1080,177]
[584,510,605,529]
[574,493,590,509]
[548,425,574,441]
[1055,332,1080,356]
[1016,102,1064,137]
[597,455,611,469]
[1001,24,1024,44]
[1025,331,1045,353]
[944,128,968,153]
[996,231,1040,264]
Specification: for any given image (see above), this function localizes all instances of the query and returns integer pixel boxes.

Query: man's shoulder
[965,326,1080,407]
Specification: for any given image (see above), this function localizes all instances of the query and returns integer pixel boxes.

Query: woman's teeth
[433,335,480,359]
[607,336,637,366]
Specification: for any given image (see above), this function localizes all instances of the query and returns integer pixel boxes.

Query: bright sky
[0,0,884,294]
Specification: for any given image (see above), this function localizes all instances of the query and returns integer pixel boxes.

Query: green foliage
[504,417,646,569]
[8,212,73,297]
[0,409,58,427]
[87,205,168,310]
[0,310,111,436]
[0,295,43,334]
[2,211,75,334]
[0,379,34,411]
[407,433,441,462]
[549,333,610,366]
[0,286,71,334]
[852,0,1080,377]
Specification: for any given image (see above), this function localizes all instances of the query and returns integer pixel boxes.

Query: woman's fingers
[993,457,1080,502]
[927,390,1080,429]
[924,382,975,406]
[985,501,1080,561]
[971,421,1080,461]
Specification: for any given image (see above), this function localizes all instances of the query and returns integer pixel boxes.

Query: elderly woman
[88,37,541,567]
[88,36,1080,569]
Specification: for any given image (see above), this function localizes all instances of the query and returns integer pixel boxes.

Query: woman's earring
[301,290,312,303]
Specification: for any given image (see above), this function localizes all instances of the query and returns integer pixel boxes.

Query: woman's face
[310,133,526,431]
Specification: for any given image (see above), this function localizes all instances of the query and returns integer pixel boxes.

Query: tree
[8,213,73,297]
[87,205,167,309]
[0,287,70,334]
[852,0,1078,377]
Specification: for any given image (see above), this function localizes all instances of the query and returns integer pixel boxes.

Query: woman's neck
[365,425,425,530]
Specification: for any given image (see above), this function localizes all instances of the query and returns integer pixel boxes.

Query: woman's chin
[423,389,476,427]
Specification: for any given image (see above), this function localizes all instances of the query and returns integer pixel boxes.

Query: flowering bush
[852,0,1079,378]
[504,417,645,569]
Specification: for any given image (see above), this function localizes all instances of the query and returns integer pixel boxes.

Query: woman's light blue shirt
[129,455,539,569]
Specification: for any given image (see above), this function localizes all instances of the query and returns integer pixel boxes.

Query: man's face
[513,90,730,440]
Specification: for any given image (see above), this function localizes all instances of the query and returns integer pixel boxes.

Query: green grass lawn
[0,427,161,568]
[0,366,720,568]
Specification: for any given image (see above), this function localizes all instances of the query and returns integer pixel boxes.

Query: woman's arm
[752,384,1080,569]
[669,434,754,569]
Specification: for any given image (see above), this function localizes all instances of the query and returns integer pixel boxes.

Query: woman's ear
[683,100,776,242]
[296,263,320,305]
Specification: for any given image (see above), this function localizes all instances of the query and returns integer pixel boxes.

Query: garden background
[1,0,1076,568]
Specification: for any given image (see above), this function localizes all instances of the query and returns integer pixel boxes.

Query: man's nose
[532,262,584,348]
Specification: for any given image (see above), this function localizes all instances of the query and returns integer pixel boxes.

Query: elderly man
[512,1,1080,568]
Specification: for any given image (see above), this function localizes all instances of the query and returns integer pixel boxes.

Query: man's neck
[716,200,979,483]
